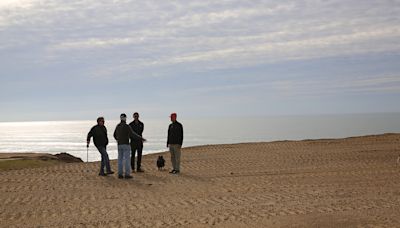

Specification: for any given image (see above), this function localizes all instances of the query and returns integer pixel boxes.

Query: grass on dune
[0,159,60,171]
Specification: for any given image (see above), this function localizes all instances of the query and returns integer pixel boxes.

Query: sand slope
[1,133,400,227]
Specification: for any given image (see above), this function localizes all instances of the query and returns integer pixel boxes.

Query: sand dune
[1,133,400,227]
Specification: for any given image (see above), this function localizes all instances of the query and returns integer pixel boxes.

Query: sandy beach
[1,133,400,227]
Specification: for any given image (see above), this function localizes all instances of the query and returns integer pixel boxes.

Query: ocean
[0,113,399,162]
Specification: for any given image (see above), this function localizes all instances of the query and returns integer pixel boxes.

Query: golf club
[86,144,89,172]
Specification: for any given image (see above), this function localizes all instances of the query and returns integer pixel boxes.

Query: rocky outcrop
[54,153,83,163]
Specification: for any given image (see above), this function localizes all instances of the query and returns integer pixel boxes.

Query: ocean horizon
[1,113,399,162]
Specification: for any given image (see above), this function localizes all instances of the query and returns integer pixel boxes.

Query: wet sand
[1,133,400,227]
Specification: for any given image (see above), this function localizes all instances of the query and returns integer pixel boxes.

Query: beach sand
[1,133,400,227]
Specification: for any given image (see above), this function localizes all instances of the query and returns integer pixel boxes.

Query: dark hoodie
[87,125,109,147]
[113,121,142,145]
[167,121,183,146]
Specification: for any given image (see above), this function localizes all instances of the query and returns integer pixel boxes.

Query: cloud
[180,74,400,99]
[10,0,394,78]
[0,0,37,9]
[1,1,400,87]
[167,3,296,27]
[270,75,400,97]
[52,37,145,50]
[79,24,399,78]
[3,3,399,52]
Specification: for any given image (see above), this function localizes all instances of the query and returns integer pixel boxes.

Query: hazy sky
[1,0,400,121]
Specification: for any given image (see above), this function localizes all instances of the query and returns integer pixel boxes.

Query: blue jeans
[118,144,131,176]
[96,146,111,174]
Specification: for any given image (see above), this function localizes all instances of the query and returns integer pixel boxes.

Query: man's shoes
[99,173,107,176]
[106,171,115,175]
[136,168,144,173]
[124,175,133,179]
[118,175,124,179]
[169,170,176,174]
[172,170,180,174]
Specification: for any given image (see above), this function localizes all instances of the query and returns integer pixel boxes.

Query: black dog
[157,156,165,171]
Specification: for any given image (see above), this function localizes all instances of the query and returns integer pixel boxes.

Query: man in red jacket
[167,113,184,174]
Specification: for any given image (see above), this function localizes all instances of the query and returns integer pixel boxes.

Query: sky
[0,0,400,122]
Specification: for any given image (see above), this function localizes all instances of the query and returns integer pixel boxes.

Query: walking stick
[86,144,90,173]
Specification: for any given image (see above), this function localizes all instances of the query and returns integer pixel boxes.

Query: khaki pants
[169,144,181,171]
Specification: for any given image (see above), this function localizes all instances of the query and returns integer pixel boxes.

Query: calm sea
[0,113,399,162]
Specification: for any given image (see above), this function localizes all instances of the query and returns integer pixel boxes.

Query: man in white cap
[114,113,146,179]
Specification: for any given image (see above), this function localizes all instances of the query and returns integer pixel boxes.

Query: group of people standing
[86,112,183,179]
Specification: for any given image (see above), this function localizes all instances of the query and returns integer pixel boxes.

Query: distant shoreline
[1,132,398,169]
[1,132,398,155]
[2,115,400,162]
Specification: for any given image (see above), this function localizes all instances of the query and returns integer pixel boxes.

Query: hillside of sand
[1,133,400,227]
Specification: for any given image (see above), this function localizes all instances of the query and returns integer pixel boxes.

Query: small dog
[157,156,165,171]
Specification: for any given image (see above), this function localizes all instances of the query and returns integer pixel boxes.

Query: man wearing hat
[167,113,184,174]
[114,113,146,179]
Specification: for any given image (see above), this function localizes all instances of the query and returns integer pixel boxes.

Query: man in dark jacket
[87,117,114,176]
[167,113,183,174]
[114,113,146,179]
[129,112,144,172]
